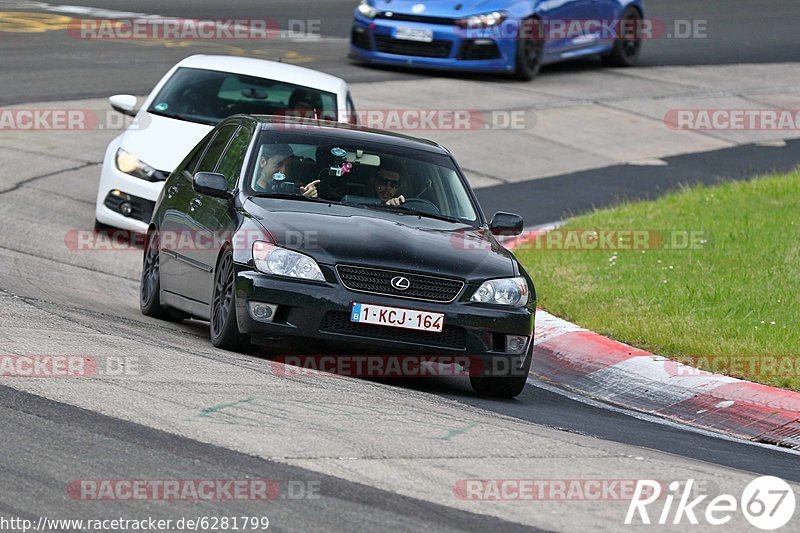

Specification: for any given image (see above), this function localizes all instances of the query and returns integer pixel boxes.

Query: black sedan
[140,115,535,397]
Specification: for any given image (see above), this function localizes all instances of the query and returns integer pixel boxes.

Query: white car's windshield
[147,67,338,125]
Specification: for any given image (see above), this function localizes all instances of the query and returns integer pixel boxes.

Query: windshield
[147,67,338,125]
[247,131,480,225]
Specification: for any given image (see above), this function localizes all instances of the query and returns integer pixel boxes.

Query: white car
[95,54,355,232]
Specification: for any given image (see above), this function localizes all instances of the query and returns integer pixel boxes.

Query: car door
[538,0,596,55]
[183,123,254,307]
[168,123,238,306]
[159,132,214,297]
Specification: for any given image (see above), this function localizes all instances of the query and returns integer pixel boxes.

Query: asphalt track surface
[1,0,800,105]
[2,1,800,531]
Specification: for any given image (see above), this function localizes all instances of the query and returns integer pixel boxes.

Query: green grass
[517,170,800,390]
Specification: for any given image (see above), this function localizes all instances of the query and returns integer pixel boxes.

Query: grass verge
[516,169,800,390]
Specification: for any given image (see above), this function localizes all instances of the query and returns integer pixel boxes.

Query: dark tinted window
[215,126,253,188]
[147,67,338,125]
[196,125,237,174]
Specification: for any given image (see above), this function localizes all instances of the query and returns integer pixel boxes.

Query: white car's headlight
[471,277,529,307]
[456,11,507,29]
[253,241,324,281]
[357,0,378,19]
[115,148,157,180]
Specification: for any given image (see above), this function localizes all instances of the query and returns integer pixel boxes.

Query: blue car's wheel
[602,6,643,66]
[514,17,544,81]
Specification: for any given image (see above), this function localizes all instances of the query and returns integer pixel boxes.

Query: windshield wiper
[148,109,216,126]
[362,203,463,224]
[248,193,342,205]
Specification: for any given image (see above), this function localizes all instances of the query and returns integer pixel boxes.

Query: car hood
[119,112,213,173]
[245,198,517,282]
[371,0,510,17]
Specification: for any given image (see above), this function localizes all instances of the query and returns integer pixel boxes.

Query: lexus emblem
[391,276,411,291]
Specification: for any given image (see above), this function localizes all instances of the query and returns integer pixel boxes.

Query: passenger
[254,144,319,197]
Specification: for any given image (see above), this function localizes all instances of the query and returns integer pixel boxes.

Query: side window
[215,126,253,188]
[180,130,216,178]
[195,124,237,174]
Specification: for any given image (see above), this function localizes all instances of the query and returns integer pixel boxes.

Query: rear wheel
[514,18,544,81]
[470,343,533,398]
[140,230,181,320]
[602,7,643,67]
[210,249,253,352]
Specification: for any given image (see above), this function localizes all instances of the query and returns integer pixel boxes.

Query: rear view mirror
[109,94,138,117]
[489,212,524,236]
[193,172,230,199]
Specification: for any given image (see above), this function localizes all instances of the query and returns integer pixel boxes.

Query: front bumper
[350,16,517,73]
[234,264,535,374]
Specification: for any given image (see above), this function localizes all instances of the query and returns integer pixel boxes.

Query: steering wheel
[401,197,440,215]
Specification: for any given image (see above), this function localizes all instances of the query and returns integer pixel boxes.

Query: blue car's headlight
[357,0,378,19]
[456,11,508,29]
[115,148,157,180]
[253,241,325,281]
[471,276,529,307]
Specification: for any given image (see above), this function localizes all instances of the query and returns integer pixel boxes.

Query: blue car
[350,0,644,80]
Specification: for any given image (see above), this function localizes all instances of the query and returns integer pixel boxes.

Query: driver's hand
[385,195,405,206]
[300,179,321,198]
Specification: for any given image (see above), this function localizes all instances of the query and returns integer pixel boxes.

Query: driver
[373,158,406,206]
[254,144,319,198]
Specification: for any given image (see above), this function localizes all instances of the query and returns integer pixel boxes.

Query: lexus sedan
[140,115,535,397]
[350,0,644,79]
[95,54,355,232]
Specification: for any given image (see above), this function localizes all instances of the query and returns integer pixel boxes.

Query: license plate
[395,27,434,42]
[351,303,444,333]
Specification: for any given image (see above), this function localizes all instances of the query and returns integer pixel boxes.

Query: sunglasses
[376,177,400,187]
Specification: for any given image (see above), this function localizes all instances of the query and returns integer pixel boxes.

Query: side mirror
[109,94,138,117]
[193,172,230,199]
[489,211,524,236]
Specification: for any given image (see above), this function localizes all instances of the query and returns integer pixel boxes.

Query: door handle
[190,197,202,211]
[167,185,179,198]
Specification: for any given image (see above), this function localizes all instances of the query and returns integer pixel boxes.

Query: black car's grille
[374,36,452,58]
[337,265,464,302]
[320,311,466,349]
[375,13,457,25]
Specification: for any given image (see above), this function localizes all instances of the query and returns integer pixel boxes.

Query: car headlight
[357,0,378,19]
[471,277,529,307]
[456,10,507,29]
[115,148,157,180]
[253,241,325,281]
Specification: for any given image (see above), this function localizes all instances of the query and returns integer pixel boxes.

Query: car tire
[514,17,544,81]
[210,248,253,352]
[470,343,533,398]
[601,7,643,67]
[140,229,183,321]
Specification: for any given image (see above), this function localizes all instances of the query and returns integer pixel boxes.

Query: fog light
[505,335,528,354]
[248,301,278,323]
[119,202,132,216]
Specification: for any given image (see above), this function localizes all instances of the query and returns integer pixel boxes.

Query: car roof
[245,115,450,155]
[174,55,348,95]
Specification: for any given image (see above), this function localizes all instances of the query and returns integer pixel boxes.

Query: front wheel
[602,7,643,67]
[470,343,533,398]
[514,18,544,81]
[210,249,253,352]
